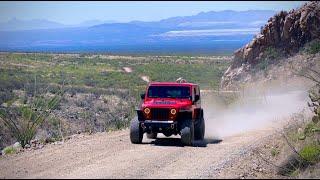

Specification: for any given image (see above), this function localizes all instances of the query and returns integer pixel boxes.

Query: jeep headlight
[170,109,177,115]
[144,108,150,114]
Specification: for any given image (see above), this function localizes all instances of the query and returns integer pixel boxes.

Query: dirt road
[0,90,308,178]
[0,127,276,179]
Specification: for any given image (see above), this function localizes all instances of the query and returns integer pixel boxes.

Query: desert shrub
[305,40,320,54]
[115,119,127,130]
[48,85,61,94]
[264,47,281,60]
[299,144,320,163]
[83,76,97,87]
[271,147,280,157]
[0,90,63,148]
[0,91,15,105]
[68,88,77,97]
[256,58,270,71]
[256,47,281,71]
[2,146,16,155]
[304,121,320,137]
[45,116,63,141]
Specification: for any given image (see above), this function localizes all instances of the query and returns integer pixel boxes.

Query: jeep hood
[142,98,192,109]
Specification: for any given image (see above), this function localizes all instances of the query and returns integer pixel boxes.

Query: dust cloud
[202,81,312,139]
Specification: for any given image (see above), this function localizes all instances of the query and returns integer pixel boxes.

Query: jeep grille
[151,108,170,120]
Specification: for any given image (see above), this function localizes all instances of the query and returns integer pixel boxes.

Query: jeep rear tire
[146,132,157,139]
[194,116,205,140]
[180,119,194,146]
[130,117,143,144]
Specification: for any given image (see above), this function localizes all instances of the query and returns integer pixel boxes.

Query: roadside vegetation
[255,47,282,72]
[0,82,63,148]
[221,40,320,178]
[265,65,320,178]
[304,39,320,55]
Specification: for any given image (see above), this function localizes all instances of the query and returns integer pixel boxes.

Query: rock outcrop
[221,1,320,89]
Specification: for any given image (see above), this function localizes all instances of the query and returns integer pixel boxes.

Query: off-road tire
[180,119,194,146]
[130,117,143,144]
[146,132,157,139]
[194,116,205,140]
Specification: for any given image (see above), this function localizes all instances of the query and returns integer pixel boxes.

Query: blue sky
[0,1,307,24]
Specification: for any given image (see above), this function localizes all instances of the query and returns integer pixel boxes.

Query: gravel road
[0,127,275,179]
[0,90,307,178]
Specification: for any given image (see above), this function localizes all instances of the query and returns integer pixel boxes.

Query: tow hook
[141,123,146,129]
[171,124,175,129]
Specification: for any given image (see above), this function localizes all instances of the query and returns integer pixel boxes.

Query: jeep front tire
[130,117,143,144]
[180,119,194,146]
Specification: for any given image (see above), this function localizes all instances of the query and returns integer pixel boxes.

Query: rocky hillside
[221,1,320,90]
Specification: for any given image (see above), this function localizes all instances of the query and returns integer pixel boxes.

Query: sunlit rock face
[221,1,320,90]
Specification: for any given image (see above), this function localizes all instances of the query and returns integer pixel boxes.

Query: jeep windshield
[147,86,190,99]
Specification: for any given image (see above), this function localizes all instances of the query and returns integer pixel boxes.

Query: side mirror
[140,93,145,100]
[195,95,200,102]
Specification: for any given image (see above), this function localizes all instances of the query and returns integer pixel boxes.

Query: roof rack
[176,77,187,83]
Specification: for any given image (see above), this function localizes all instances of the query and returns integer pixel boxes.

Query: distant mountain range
[0,18,118,31]
[0,10,276,55]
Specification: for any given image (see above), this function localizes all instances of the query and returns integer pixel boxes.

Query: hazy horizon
[0,1,309,55]
[0,1,307,24]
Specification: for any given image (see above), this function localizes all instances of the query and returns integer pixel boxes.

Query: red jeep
[130,79,205,146]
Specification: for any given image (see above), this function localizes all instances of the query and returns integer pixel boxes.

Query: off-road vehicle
[130,79,205,146]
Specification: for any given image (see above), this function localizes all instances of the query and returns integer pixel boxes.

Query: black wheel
[194,116,205,140]
[146,132,157,139]
[163,132,172,137]
[180,119,194,146]
[130,117,143,144]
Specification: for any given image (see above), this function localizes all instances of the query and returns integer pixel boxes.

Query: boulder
[13,142,21,149]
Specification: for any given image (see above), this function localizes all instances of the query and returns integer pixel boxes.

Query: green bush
[304,122,320,137]
[0,90,63,148]
[264,47,280,60]
[271,147,280,157]
[289,168,300,177]
[2,146,17,155]
[299,144,320,163]
[306,40,320,54]
[256,47,280,71]
[256,58,269,71]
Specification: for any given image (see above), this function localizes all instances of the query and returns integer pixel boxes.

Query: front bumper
[141,120,178,132]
